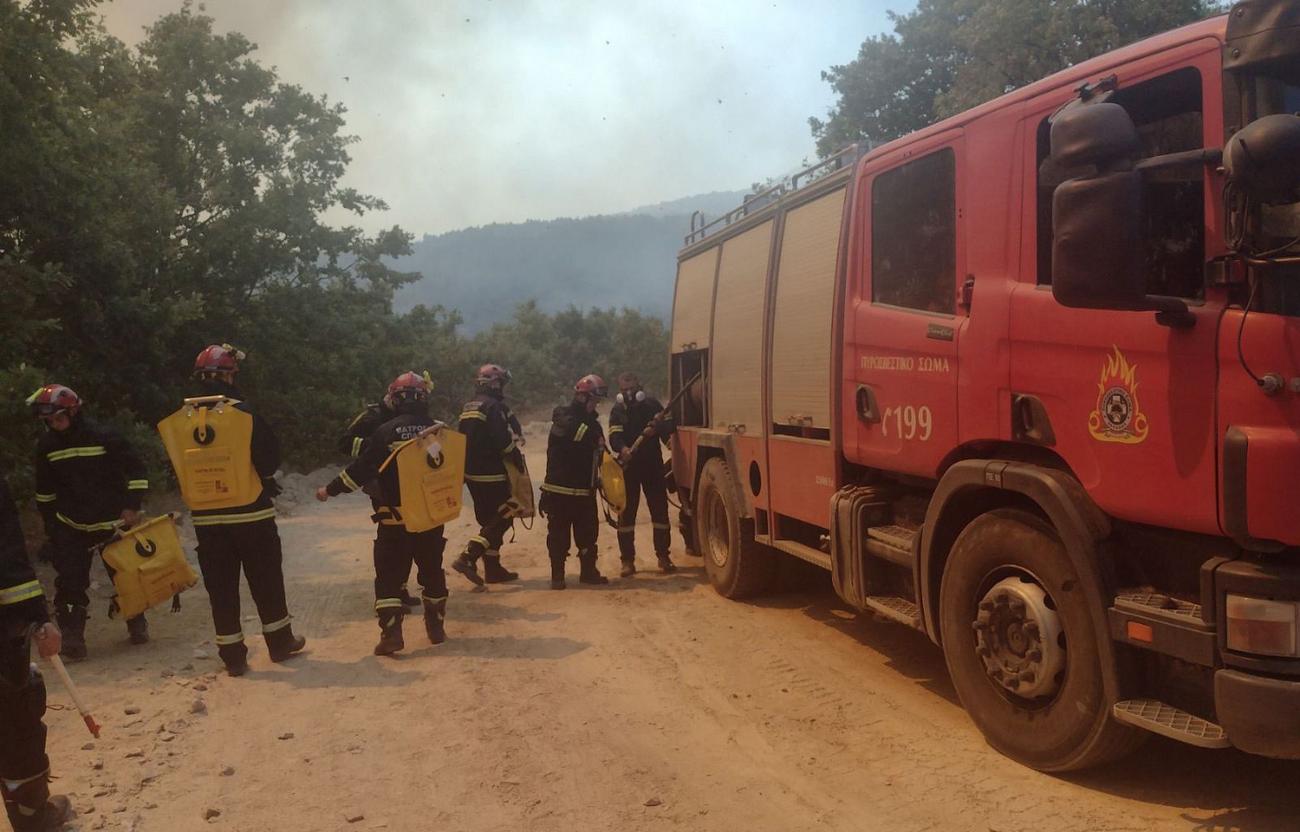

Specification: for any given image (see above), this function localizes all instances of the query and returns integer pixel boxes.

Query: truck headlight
[1225,594,1299,658]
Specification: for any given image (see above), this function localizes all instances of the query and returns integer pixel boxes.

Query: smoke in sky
[98,1,902,236]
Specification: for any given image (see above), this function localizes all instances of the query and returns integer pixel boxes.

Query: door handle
[855,385,880,424]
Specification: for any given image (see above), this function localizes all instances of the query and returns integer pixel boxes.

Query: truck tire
[938,509,1143,771]
[696,457,773,599]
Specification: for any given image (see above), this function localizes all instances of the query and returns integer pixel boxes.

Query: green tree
[810,0,1220,155]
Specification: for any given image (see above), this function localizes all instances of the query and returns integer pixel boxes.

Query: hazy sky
[99,1,907,237]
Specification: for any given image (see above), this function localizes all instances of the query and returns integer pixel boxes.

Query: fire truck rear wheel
[696,457,773,599]
[938,508,1144,772]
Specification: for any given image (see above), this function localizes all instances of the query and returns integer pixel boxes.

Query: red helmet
[28,384,82,418]
[385,371,431,406]
[476,364,512,387]
[194,343,244,375]
[574,374,608,398]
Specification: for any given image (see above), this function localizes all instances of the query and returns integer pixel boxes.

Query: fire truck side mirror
[1225,114,1300,206]
[1048,101,1194,327]
[1051,169,1145,310]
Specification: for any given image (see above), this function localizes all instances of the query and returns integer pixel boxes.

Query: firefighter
[316,372,450,655]
[1,474,72,831]
[169,344,305,676]
[337,388,420,609]
[450,364,522,588]
[29,384,149,659]
[540,375,610,589]
[608,372,676,577]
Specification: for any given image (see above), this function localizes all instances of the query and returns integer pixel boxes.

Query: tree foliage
[810,0,1221,155]
[0,1,666,500]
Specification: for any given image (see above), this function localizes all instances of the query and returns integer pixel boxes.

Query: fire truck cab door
[845,132,965,477]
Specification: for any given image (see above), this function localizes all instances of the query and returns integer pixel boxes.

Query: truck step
[863,595,922,629]
[1111,699,1230,749]
[865,524,917,567]
[1114,591,1204,624]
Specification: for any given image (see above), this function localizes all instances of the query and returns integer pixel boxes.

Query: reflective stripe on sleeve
[458,411,487,422]
[339,470,361,492]
[46,445,107,462]
[127,479,149,490]
[575,423,588,441]
[351,436,364,457]
[34,493,55,503]
[0,580,44,605]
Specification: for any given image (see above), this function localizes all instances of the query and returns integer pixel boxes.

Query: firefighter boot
[422,596,447,645]
[126,614,149,645]
[3,776,71,832]
[482,553,518,583]
[265,625,307,663]
[217,641,249,677]
[577,549,609,585]
[657,554,677,574]
[451,551,486,591]
[549,555,567,590]
[374,611,404,656]
[56,604,88,662]
[619,559,637,578]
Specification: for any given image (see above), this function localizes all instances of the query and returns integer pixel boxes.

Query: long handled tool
[46,652,101,738]
[618,372,702,467]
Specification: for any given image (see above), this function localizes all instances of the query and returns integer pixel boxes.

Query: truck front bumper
[1216,669,1300,758]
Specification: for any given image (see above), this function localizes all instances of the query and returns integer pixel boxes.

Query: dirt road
[38,436,1300,832]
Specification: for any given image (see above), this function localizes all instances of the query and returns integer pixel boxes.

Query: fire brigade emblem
[1088,347,1148,444]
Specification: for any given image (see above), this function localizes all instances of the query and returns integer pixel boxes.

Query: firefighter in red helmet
[157,344,305,676]
[539,374,610,589]
[336,378,423,609]
[317,372,451,655]
[450,364,523,588]
[28,384,150,660]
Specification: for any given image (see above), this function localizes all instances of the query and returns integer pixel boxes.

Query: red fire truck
[668,1,1300,771]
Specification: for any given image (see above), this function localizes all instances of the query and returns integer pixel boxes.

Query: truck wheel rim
[971,575,1066,702]
[704,491,730,568]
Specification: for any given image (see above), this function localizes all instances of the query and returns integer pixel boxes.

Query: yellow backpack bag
[598,451,627,517]
[157,396,263,510]
[100,514,198,620]
[382,426,467,532]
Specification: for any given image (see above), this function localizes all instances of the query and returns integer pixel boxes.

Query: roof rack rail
[683,144,861,247]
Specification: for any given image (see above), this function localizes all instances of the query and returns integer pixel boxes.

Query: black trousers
[48,524,114,610]
[543,492,599,561]
[464,480,512,559]
[0,635,49,817]
[616,462,671,560]
[373,524,447,625]
[194,518,291,656]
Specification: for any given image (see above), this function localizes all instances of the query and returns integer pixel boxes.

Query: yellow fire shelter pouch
[157,396,262,510]
[100,514,198,620]
[598,452,627,516]
[381,427,467,533]
[500,453,535,520]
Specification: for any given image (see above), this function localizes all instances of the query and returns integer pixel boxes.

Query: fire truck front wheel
[938,509,1143,772]
[696,457,773,599]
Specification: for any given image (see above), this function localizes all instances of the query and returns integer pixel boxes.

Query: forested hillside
[393,190,746,332]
